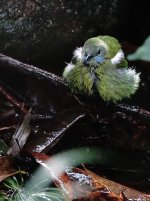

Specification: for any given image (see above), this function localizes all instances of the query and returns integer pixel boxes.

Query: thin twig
[0,125,16,131]
[0,85,27,113]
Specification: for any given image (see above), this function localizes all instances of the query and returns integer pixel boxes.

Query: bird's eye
[97,49,101,54]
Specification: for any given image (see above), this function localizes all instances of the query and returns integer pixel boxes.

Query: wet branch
[0,53,68,91]
[0,53,150,124]
[115,104,150,124]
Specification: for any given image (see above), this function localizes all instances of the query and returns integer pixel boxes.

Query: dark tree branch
[0,53,68,91]
[115,104,150,125]
[0,53,150,124]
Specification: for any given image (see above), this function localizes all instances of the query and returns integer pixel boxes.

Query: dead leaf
[84,167,150,200]
[31,152,150,200]
[53,167,126,201]
[7,109,31,155]
[0,156,18,182]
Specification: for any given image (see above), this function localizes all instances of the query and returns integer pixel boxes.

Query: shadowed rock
[0,0,130,65]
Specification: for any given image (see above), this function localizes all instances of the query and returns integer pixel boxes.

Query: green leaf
[127,36,150,62]
[0,193,5,201]
[1,176,65,201]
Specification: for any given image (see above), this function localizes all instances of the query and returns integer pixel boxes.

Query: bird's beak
[83,54,93,66]
[86,55,93,61]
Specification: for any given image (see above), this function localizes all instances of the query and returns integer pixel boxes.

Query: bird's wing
[98,35,128,67]
[98,35,121,57]
[111,49,128,67]
[95,66,140,102]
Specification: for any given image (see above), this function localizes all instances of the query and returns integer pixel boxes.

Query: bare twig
[0,125,16,131]
[0,85,27,113]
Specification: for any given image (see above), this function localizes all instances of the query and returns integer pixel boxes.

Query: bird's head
[82,37,109,67]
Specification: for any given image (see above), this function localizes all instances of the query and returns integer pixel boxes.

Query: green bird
[63,35,140,102]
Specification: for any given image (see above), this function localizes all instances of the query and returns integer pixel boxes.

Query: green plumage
[98,35,128,67]
[98,35,121,58]
[63,35,140,102]
[66,63,94,95]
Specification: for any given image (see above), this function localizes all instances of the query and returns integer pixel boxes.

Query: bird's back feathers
[98,35,121,58]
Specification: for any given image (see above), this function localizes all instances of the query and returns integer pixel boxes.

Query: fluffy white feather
[111,49,125,65]
[73,47,83,60]
[63,63,75,78]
